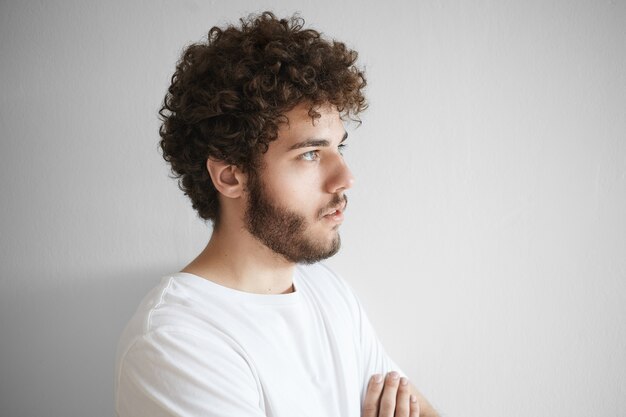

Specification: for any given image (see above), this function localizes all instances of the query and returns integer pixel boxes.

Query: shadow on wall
[0,266,175,417]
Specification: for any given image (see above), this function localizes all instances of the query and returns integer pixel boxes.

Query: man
[115,12,438,417]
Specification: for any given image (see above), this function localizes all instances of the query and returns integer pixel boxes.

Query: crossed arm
[362,372,439,417]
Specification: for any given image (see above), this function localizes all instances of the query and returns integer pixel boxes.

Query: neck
[181,221,296,295]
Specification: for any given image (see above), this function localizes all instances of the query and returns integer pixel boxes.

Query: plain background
[1,1,625,416]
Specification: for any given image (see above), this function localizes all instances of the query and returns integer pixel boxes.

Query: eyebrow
[288,131,348,151]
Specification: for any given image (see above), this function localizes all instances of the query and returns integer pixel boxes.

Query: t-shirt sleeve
[116,328,265,417]
[356,297,406,394]
[322,265,405,401]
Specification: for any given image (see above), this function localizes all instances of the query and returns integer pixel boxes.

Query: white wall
[1,1,625,416]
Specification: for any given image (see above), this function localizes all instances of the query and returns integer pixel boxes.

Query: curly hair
[159,11,367,223]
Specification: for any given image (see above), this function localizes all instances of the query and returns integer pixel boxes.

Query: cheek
[268,170,322,210]
[277,181,314,206]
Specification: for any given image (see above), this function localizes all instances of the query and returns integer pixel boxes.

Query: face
[243,103,355,264]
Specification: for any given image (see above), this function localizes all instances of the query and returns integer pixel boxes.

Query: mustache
[317,194,348,218]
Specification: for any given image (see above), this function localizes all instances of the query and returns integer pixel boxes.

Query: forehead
[273,103,344,148]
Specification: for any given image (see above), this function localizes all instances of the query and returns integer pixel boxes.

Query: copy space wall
[1,1,624,416]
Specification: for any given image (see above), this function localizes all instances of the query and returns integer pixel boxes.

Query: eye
[299,150,319,161]
[338,143,347,156]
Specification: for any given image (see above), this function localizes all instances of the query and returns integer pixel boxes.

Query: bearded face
[244,169,346,264]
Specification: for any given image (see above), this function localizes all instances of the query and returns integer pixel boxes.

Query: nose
[325,154,355,194]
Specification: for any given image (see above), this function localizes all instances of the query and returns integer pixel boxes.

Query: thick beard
[244,171,345,264]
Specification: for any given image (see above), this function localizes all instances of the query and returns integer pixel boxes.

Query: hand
[362,372,420,417]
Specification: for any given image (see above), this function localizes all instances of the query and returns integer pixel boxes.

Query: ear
[206,158,245,199]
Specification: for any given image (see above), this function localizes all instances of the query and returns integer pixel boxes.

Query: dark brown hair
[159,11,367,223]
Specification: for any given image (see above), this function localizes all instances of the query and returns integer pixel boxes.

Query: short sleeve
[321,266,405,402]
[116,328,265,417]
[356,299,406,397]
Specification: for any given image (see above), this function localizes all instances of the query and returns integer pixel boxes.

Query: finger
[362,374,384,417]
[379,371,400,417]
[394,377,411,417]
[409,394,420,417]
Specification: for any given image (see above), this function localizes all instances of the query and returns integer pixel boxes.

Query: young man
[115,12,438,417]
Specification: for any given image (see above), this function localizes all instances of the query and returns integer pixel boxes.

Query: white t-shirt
[115,263,402,417]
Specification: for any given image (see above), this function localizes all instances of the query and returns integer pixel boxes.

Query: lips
[321,202,346,218]
[324,206,344,217]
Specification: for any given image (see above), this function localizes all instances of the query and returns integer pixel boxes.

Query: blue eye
[300,150,319,161]
[338,143,347,155]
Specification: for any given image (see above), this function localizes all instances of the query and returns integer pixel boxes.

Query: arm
[326,269,439,416]
[354,298,438,416]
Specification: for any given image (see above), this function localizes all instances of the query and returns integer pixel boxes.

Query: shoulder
[117,275,198,342]
[115,273,251,374]
[296,262,362,315]
[296,262,351,290]
[115,275,262,414]
[296,263,342,293]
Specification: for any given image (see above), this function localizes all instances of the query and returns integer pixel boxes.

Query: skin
[364,372,439,417]
[182,102,352,294]
[182,102,438,416]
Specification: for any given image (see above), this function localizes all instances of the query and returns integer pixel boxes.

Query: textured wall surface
[1,1,625,416]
